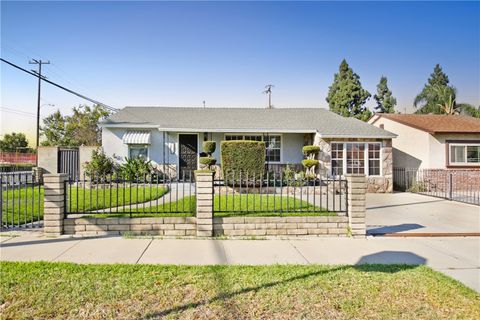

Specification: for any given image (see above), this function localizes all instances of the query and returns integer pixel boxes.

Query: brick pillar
[195,171,214,237]
[43,173,68,236]
[346,174,366,237]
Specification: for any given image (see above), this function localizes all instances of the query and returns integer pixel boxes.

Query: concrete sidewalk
[1,231,479,292]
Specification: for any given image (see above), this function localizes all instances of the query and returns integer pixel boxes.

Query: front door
[179,134,198,179]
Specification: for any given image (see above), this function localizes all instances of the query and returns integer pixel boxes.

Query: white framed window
[368,143,381,175]
[223,134,282,163]
[449,143,480,165]
[128,145,148,159]
[331,143,344,175]
[331,142,382,176]
[265,135,281,163]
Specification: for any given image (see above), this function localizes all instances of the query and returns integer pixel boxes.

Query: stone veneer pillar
[346,174,366,237]
[195,171,214,237]
[43,173,68,236]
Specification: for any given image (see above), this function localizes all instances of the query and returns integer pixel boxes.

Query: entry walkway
[1,231,478,292]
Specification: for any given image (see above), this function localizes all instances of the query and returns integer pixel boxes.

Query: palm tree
[434,86,460,115]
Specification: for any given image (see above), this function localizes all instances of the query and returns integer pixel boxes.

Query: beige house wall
[369,117,430,170]
[370,116,480,170]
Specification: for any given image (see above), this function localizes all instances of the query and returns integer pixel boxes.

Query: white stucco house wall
[100,107,396,192]
[368,114,480,170]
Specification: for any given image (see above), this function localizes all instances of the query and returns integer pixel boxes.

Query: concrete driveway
[367,192,480,235]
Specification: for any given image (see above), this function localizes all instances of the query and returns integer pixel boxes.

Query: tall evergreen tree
[326,59,371,121]
[414,64,453,114]
[373,76,396,113]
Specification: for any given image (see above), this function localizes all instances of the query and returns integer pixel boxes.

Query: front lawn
[1,186,167,225]
[91,194,332,218]
[0,262,478,319]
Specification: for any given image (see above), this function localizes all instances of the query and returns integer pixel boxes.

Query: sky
[1,1,479,144]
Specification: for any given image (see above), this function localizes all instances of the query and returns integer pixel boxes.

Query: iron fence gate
[213,171,348,216]
[58,148,79,180]
[1,172,43,229]
[393,168,480,206]
[64,171,196,217]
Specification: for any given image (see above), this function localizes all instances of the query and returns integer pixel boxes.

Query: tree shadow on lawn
[142,251,426,319]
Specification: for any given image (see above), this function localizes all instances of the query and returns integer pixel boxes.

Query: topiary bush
[302,145,320,155]
[200,141,217,171]
[202,141,216,156]
[221,140,265,180]
[301,159,319,168]
[302,145,320,178]
[199,156,217,166]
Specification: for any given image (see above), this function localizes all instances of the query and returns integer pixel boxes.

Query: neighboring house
[368,114,480,170]
[101,107,396,192]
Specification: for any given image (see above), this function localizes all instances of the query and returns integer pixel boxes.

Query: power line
[1,107,37,116]
[0,58,118,112]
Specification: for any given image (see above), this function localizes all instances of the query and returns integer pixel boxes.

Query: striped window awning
[122,131,151,144]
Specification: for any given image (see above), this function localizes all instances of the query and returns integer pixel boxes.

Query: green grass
[1,262,478,319]
[1,186,167,225]
[214,194,333,217]
[91,194,333,218]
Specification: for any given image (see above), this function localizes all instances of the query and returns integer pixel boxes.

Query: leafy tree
[40,104,111,147]
[40,110,73,146]
[0,132,31,152]
[373,76,396,113]
[459,104,480,118]
[326,59,372,121]
[414,64,453,114]
[68,105,111,146]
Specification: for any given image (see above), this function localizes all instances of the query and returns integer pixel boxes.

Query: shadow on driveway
[368,223,425,235]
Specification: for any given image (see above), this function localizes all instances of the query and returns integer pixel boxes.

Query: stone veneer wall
[213,216,349,236]
[313,135,393,193]
[64,217,197,236]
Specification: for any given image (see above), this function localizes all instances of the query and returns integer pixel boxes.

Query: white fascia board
[100,123,159,129]
[156,128,317,133]
[316,131,396,139]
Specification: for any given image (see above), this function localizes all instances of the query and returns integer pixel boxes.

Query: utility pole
[263,84,274,108]
[29,59,50,163]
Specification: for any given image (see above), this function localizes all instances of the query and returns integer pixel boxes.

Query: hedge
[221,141,265,180]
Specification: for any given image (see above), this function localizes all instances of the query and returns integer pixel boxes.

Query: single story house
[368,114,480,170]
[101,107,396,192]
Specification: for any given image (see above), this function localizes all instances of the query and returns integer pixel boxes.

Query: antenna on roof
[263,84,274,109]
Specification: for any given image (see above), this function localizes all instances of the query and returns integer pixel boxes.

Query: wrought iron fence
[64,171,196,217]
[213,171,347,216]
[393,167,480,206]
[1,172,43,229]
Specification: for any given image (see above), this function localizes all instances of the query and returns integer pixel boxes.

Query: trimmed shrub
[202,141,216,155]
[302,145,320,155]
[199,157,217,166]
[221,141,265,180]
[83,150,117,177]
[301,159,319,168]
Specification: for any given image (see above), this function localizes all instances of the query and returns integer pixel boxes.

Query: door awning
[122,131,151,144]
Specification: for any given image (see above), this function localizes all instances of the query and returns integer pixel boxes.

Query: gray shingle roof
[102,107,396,138]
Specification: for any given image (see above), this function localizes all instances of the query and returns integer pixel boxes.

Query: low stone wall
[64,217,196,236]
[213,216,349,237]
